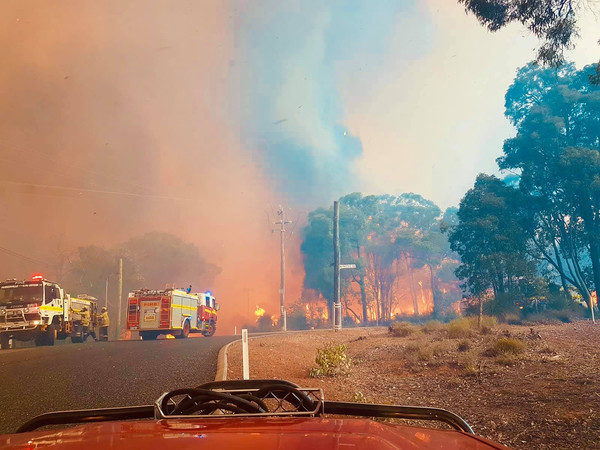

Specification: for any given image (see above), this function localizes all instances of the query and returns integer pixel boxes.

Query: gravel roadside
[226,323,600,450]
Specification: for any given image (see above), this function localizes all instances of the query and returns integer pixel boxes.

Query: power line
[0,180,192,201]
[0,245,52,267]
[0,137,157,195]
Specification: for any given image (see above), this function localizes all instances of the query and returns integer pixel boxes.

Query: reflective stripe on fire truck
[171,304,197,310]
[39,305,63,312]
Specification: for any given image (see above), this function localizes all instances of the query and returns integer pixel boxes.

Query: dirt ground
[227,321,600,449]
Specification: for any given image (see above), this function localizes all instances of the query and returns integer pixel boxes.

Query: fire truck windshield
[0,285,43,305]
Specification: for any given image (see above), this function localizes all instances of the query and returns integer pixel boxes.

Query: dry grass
[494,338,525,355]
[422,320,444,334]
[446,316,498,338]
[446,318,473,338]
[389,321,417,337]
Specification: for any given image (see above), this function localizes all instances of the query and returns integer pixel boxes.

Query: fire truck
[0,275,99,349]
[127,288,219,340]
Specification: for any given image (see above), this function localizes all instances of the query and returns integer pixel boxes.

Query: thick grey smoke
[232,0,412,204]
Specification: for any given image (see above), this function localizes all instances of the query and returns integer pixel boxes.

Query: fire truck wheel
[71,329,84,343]
[34,334,46,346]
[0,333,10,350]
[204,321,216,337]
[45,324,57,346]
[176,321,190,339]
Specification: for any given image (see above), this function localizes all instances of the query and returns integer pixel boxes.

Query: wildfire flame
[254,305,266,319]
[303,302,329,322]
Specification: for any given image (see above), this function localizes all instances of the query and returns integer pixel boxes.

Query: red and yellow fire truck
[126,288,218,340]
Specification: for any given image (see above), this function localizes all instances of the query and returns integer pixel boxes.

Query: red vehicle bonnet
[0,417,509,450]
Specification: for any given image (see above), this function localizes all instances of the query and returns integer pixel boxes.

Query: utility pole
[275,206,292,331]
[105,278,109,308]
[331,201,356,331]
[333,201,342,331]
[116,258,123,340]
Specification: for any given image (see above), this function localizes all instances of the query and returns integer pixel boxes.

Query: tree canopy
[448,61,600,314]
[301,193,459,323]
[458,0,595,67]
[62,232,220,311]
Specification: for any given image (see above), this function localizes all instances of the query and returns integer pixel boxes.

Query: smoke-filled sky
[0,0,597,329]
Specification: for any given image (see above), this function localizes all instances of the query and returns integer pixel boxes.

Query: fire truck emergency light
[31,274,44,281]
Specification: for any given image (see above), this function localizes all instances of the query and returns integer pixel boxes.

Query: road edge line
[215,338,240,381]
[214,328,349,381]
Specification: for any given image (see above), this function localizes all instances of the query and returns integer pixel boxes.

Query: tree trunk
[426,263,437,314]
[406,257,419,315]
[356,244,368,324]
[359,276,368,324]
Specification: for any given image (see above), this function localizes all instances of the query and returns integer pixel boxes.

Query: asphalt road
[0,334,237,434]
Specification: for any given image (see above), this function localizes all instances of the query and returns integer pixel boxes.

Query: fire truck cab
[127,289,219,340]
[0,275,99,349]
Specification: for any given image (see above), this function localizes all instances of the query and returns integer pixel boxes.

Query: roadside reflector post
[242,328,249,380]
[234,326,237,335]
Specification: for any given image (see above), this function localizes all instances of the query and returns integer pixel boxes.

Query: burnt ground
[227,322,600,449]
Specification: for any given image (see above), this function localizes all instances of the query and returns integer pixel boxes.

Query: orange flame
[254,305,266,319]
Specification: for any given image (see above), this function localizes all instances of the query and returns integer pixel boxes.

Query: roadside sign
[339,264,356,269]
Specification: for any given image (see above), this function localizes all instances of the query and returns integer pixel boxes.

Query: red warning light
[31,274,44,281]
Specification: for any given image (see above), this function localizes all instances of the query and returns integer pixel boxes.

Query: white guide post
[242,328,250,380]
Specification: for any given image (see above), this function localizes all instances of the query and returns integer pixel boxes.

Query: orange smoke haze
[0,1,303,332]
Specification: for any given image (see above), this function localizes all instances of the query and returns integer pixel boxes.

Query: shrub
[309,343,352,377]
[352,392,370,403]
[432,341,452,356]
[482,347,498,357]
[539,346,555,355]
[446,318,472,338]
[499,313,522,325]
[523,313,561,325]
[468,315,498,330]
[457,340,470,352]
[459,351,479,377]
[418,345,434,362]
[446,316,497,338]
[547,310,572,323]
[494,338,525,355]
[389,321,417,337]
[422,320,444,334]
[404,341,421,353]
[495,354,517,366]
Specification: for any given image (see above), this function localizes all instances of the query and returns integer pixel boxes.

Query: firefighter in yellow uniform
[80,306,97,341]
[99,307,110,341]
